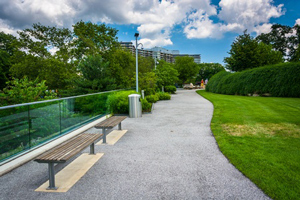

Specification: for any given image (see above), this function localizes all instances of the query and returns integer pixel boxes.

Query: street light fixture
[134,33,143,93]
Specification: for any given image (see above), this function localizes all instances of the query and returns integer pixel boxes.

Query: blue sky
[0,0,299,65]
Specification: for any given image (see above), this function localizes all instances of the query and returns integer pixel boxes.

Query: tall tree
[174,56,199,84]
[10,23,77,89]
[256,23,300,62]
[196,63,225,81]
[72,21,119,60]
[106,49,135,88]
[224,31,283,72]
[155,60,178,88]
[0,32,21,89]
[74,54,116,93]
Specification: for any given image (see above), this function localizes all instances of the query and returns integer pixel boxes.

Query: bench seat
[34,133,102,190]
[94,116,127,143]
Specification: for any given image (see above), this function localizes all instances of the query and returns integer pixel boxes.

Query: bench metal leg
[118,122,122,130]
[47,163,57,190]
[102,128,106,143]
[90,143,95,154]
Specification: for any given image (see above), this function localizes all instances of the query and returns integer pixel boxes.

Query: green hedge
[164,85,177,94]
[157,92,171,100]
[106,90,137,114]
[206,62,300,97]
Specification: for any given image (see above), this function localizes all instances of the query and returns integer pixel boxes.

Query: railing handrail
[0,89,124,110]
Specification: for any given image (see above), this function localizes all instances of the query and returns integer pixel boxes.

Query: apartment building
[120,42,201,64]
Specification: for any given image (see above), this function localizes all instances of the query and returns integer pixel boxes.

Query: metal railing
[0,90,121,163]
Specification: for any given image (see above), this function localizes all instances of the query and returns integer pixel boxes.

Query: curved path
[0,89,270,199]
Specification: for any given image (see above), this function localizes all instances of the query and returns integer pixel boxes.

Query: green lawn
[197,90,300,200]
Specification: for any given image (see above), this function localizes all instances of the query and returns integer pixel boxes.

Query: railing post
[28,105,31,148]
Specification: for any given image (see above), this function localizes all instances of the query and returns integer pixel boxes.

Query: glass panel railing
[0,89,121,163]
[0,106,30,161]
[29,101,61,146]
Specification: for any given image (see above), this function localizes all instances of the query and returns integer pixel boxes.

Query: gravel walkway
[0,89,270,200]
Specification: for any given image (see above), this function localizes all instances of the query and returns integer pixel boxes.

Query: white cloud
[218,0,284,33]
[0,0,286,47]
[295,19,300,26]
[253,23,273,35]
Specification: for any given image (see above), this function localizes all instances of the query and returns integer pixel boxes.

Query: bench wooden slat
[43,135,94,161]
[35,133,102,163]
[94,116,127,129]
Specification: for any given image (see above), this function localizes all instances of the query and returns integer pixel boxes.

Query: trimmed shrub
[164,85,177,94]
[106,90,137,114]
[146,94,159,103]
[141,98,152,112]
[206,62,300,97]
[157,92,171,100]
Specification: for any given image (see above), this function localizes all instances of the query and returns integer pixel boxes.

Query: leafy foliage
[206,62,300,97]
[196,63,225,81]
[72,21,119,60]
[0,32,19,90]
[74,54,116,93]
[106,49,135,88]
[224,31,283,72]
[146,94,159,103]
[141,98,152,112]
[155,60,178,88]
[256,23,300,62]
[174,56,199,84]
[139,72,157,96]
[157,92,171,100]
[164,85,177,94]
[0,77,57,106]
[106,90,137,114]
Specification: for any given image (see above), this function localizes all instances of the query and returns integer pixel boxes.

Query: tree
[0,77,56,106]
[72,21,119,60]
[9,23,77,89]
[256,23,300,62]
[196,63,225,81]
[174,56,199,84]
[139,72,157,95]
[155,60,178,88]
[224,31,283,72]
[106,49,135,88]
[0,32,20,89]
[74,54,117,93]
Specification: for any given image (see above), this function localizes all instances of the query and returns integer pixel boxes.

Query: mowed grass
[197,90,300,200]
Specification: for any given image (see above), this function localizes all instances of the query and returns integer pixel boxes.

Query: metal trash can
[128,94,142,118]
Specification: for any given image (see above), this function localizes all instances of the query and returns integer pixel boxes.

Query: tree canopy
[196,63,225,81]
[224,31,283,72]
[256,23,300,62]
[174,56,199,84]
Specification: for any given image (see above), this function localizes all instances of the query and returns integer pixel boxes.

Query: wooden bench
[94,116,127,143]
[34,133,102,190]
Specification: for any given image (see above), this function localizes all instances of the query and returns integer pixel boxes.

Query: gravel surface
[0,89,270,200]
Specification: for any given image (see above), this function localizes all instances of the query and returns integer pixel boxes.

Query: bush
[141,98,152,112]
[206,62,300,97]
[157,92,171,100]
[164,85,177,94]
[106,90,137,114]
[146,94,159,103]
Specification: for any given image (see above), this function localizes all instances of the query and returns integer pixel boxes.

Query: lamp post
[134,33,139,92]
[134,33,144,93]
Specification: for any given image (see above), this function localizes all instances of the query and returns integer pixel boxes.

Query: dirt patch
[222,123,300,138]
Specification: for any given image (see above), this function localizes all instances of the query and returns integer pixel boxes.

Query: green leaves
[155,60,178,88]
[1,77,56,106]
[224,31,283,72]
[174,56,199,84]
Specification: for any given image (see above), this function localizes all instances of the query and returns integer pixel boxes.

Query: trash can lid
[128,94,141,97]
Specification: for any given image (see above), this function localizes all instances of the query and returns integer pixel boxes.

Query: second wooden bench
[94,115,127,144]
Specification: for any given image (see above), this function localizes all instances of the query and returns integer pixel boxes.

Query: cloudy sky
[0,0,299,64]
